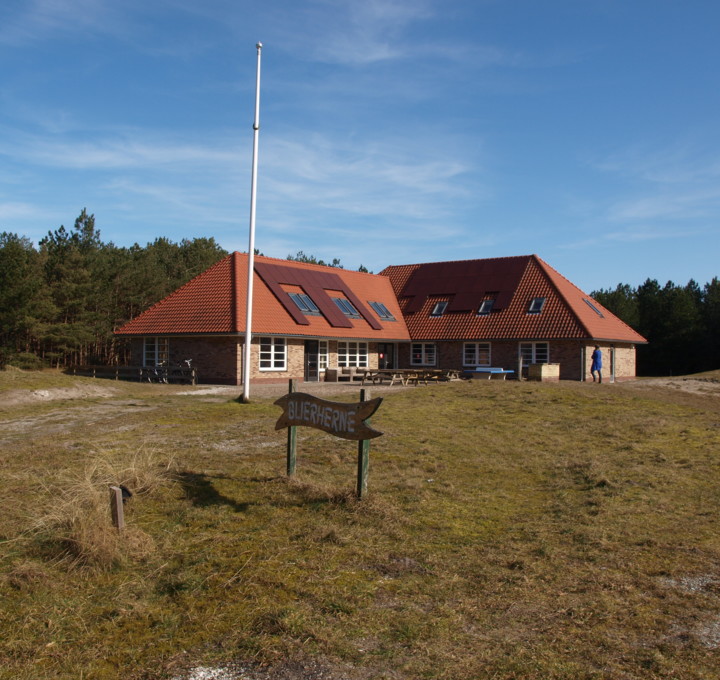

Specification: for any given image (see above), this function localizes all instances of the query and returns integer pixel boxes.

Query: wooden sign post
[274,381,383,498]
[287,380,297,476]
[357,389,371,499]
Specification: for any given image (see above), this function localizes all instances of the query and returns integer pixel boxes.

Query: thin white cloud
[0,0,128,46]
[261,132,476,227]
[586,139,720,232]
[0,201,49,222]
[0,128,240,170]
[595,142,720,185]
[273,0,433,65]
[607,188,720,223]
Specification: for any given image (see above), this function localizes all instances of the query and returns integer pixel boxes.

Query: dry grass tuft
[29,445,174,568]
[4,559,50,591]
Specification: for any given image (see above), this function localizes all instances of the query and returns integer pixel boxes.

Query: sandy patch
[0,384,119,408]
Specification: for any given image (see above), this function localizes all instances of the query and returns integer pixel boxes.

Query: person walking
[591,345,602,383]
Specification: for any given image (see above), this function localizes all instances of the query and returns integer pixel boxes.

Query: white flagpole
[241,42,262,403]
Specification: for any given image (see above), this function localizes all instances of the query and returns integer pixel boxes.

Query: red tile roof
[116,252,411,341]
[380,255,647,343]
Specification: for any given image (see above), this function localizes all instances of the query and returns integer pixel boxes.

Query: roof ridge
[242,251,377,276]
[381,254,533,270]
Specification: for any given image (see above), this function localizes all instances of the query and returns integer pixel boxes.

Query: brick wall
[129,336,241,384]
[131,336,638,384]
[394,339,638,381]
[582,343,636,382]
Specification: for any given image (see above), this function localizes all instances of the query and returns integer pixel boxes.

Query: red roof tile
[380,255,647,343]
[116,252,411,341]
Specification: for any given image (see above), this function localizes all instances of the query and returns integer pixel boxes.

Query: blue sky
[1,0,718,293]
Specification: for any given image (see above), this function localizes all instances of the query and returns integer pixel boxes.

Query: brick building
[115,252,646,384]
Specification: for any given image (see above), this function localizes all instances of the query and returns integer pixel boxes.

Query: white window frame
[463,342,491,367]
[318,339,329,370]
[411,342,436,366]
[337,341,368,368]
[519,341,549,367]
[259,337,287,371]
[144,336,169,367]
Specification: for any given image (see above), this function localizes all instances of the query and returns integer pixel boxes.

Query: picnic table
[361,369,410,386]
[362,368,462,386]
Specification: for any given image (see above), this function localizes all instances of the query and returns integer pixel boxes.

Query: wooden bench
[338,367,365,382]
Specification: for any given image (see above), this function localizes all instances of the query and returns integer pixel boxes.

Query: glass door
[378,343,395,369]
[304,340,319,381]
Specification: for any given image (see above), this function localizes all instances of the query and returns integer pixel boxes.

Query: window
[332,297,360,318]
[430,301,448,317]
[528,297,546,314]
[477,299,494,315]
[463,342,491,366]
[411,343,436,366]
[288,292,320,314]
[318,340,328,370]
[338,341,368,367]
[259,337,287,371]
[368,300,395,321]
[144,337,168,367]
[519,342,549,366]
[582,298,604,317]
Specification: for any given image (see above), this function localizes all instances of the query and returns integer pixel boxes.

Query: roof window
[332,297,360,318]
[430,301,448,317]
[528,297,546,314]
[368,301,395,321]
[477,299,494,316]
[288,292,320,315]
[582,298,605,318]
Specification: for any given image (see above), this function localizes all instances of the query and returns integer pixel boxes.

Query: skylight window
[582,298,605,318]
[369,301,395,321]
[430,301,448,317]
[528,297,546,314]
[288,292,320,314]
[332,297,360,318]
[477,299,495,316]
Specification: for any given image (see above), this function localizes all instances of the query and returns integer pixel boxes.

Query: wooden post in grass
[287,379,297,477]
[356,389,370,499]
[109,486,125,531]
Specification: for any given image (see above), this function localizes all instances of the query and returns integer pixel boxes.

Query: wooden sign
[274,392,383,441]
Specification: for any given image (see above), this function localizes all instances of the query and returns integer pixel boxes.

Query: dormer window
[332,297,360,318]
[528,297,546,314]
[477,299,495,316]
[369,301,395,321]
[288,292,320,315]
[430,301,448,317]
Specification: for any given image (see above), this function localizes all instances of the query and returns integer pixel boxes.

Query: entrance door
[378,343,395,369]
[304,340,319,381]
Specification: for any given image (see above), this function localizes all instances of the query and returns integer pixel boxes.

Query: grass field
[1,370,719,679]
